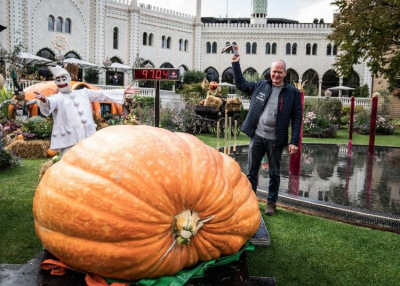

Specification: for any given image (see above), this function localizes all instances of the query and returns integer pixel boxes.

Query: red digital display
[133,68,180,81]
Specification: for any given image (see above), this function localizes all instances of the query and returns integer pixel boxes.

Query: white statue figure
[35,65,138,158]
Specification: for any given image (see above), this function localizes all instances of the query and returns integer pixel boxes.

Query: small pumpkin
[209,81,219,90]
[46,149,57,158]
[33,125,260,280]
[17,134,24,140]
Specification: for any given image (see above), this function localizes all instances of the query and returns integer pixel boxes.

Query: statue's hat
[49,65,69,79]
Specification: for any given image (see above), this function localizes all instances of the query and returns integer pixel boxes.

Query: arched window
[292,43,297,55]
[143,32,147,45]
[37,49,56,80]
[222,67,234,84]
[212,42,217,53]
[306,43,311,55]
[179,65,187,81]
[184,40,188,52]
[266,42,271,54]
[312,43,318,55]
[244,68,258,78]
[286,43,291,55]
[167,37,172,49]
[246,42,251,54]
[333,45,337,55]
[65,51,80,59]
[48,15,55,31]
[113,27,119,49]
[326,43,332,55]
[272,43,277,54]
[205,67,219,82]
[252,42,257,54]
[179,39,183,51]
[302,69,319,88]
[322,69,339,92]
[56,17,63,32]
[37,48,55,60]
[160,62,173,68]
[206,42,211,53]
[262,69,271,81]
[161,36,166,48]
[342,70,360,96]
[65,18,71,33]
[110,57,122,64]
[148,33,153,46]
[286,68,299,85]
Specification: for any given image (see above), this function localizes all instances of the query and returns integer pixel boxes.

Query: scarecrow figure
[35,65,138,158]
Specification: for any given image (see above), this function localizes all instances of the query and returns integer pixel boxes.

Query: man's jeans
[247,134,284,203]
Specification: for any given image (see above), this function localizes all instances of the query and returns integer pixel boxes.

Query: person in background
[231,55,302,216]
[110,74,120,86]
[35,65,138,158]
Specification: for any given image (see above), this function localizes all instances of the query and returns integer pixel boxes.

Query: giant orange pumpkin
[33,125,260,281]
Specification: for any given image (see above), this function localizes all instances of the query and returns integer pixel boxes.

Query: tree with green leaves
[328,0,400,89]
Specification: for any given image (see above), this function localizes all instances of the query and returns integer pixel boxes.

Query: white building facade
[0,0,372,95]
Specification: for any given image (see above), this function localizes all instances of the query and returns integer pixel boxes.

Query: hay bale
[204,96,223,110]
[6,139,50,158]
[226,97,242,112]
[39,160,54,182]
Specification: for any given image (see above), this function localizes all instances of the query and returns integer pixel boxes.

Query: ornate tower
[250,0,267,25]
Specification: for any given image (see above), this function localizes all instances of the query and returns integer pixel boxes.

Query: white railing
[5,79,42,91]
[305,96,371,110]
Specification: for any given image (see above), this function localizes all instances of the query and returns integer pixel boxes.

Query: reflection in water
[235,144,400,216]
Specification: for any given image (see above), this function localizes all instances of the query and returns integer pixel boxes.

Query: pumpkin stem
[159,210,215,261]
[172,209,214,245]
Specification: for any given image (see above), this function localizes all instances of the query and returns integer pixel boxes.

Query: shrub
[0,125,22,169]
[303,111,338,138]
[353,109,395,135]
[84,68,99,84]
[304,84,318,96]
[134,95,154,109]
[21,116,53,139]
[183,71,205,84]
[177,83,207,102]
[353,84,369,97]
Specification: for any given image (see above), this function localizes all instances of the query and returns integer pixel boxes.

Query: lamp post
[0,44,8,75]
[55,53,64,66]
[102,57,112,85]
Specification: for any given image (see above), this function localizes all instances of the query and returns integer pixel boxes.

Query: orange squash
[33,125,260,281]
[46,149,57,158]
[17,134,24,140]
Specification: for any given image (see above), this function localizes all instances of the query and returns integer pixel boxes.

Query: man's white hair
[271,60,287,71]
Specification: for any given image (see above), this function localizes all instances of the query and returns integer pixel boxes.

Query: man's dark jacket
[232,61,302,147]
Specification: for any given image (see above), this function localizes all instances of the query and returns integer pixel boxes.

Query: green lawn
[1,131,400,285]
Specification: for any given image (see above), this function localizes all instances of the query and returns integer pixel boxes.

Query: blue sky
[139,0,337,23]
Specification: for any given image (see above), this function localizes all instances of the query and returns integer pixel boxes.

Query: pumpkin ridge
[35,224,176,280]
[68,129,193,215]
[35,183,172,242]
[174,133,235,215]
[54,159,176,220]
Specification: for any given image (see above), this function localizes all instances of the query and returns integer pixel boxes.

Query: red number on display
[142,70,148,78]
[149,70,155,78]
[155,70,162,79]
[163,70,169,79]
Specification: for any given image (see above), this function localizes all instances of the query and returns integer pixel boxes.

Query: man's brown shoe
[265,202,276,216]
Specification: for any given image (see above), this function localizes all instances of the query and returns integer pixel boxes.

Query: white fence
[304,96,371,110]
[5,79,42,91]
